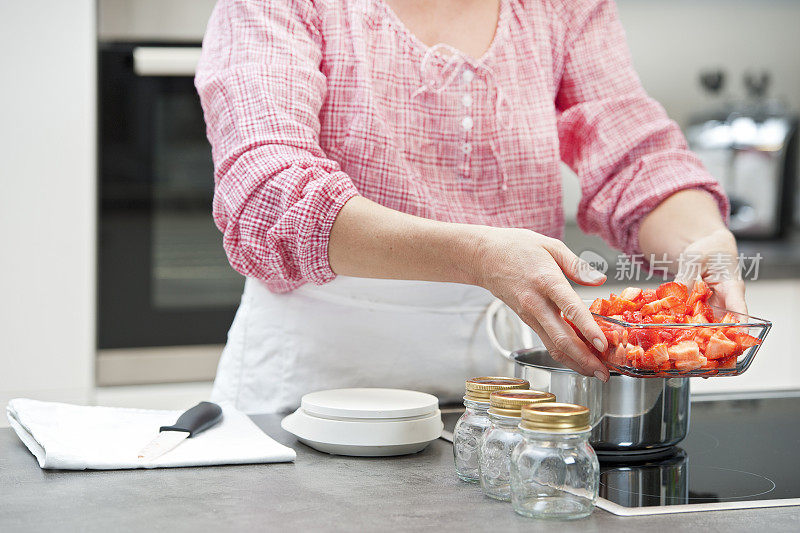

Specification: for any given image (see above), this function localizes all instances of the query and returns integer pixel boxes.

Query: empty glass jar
[510,403,599,520]
[479,389,555,500]
[453,377,529,483]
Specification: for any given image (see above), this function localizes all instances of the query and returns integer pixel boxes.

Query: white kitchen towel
[6,398,296,470]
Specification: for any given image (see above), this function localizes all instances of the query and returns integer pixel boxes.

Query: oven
[97,40,242,384]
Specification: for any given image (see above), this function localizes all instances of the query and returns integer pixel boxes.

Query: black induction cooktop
[442,393,800,516]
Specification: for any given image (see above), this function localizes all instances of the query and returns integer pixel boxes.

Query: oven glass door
[99,43,243,349]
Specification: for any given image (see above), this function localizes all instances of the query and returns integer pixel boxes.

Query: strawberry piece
[672,330,695,343]
[641,300,661,316]
[656,282,689,301]
[641,289,658,304]
[607,344,629,366]
[641,296,683,316]
[657,330,674,343]
[701,359,719,369]
[686,280,711,307]
[705,331,738,360]
[608,296,642,315]
[668,340,701,361]
[651,314,676,323]
[589,298,610,315]
[629,329,655,351]
[717,355,738,369]
[645,343,670,365]
[693,301,714,322]
[620,287,643,301]
[732,332,761,350]
[674,355,707,371]
[627,345,645,362]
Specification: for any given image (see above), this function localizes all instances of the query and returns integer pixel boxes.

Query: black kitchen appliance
[98,42,243,350]
[442,393,800,515]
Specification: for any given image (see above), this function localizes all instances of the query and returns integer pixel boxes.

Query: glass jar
[453,377,529,483]
[511,403,599,520]
[479,390,555,501]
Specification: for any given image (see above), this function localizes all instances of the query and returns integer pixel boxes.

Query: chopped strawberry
[629,329,655,351]
[732,332,761,350]
[693,301,714,322]
[667,340,701,361]
[608,296,641,315]
[645,343,670,365]
[657,330,674,343]
[620,287,643,301]
[672,330,695,343]
[651,314,676,323]
[705,331,738,360]
[675,356,707,371]
[589,298,611,315]
[686,280,711,307]
[701,359,719,369]
[641,296,683,316]
[641,289,658,304]
[641,300,661,315]
[589,282,764,376]
[626,345,645,361]
[656,282,689,301]
[608,344,629,366]
[686,313,708,325]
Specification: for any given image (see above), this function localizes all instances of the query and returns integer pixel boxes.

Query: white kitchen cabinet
[0,1,96,410]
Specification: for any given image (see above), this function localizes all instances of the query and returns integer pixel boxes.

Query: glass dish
[590,305,771,378]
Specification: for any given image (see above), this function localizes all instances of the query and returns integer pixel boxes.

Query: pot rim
[511,347,628,378]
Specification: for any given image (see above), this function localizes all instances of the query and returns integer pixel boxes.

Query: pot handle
[485,299,514,361]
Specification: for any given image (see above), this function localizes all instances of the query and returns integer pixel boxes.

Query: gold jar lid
[464,377,529,402]
[488,390,556,417]
[520,402,591,432]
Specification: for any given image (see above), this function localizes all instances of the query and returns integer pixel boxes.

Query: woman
[196,0,745,413]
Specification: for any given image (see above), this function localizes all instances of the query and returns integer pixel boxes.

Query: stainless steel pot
[486,300,690,454]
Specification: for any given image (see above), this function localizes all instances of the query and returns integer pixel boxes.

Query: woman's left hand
[675,228,747,315]
[639,190,747,315]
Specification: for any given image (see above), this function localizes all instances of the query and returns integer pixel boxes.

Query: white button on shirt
[461,69,474,84]
[461,117,473,130]
[461,94,472,107]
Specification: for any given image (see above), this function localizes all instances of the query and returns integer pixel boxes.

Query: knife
[137,401,223,461]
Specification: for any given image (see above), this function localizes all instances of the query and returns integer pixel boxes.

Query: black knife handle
[160,402,223,437]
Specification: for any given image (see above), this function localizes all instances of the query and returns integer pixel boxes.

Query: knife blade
[137,401,223,462]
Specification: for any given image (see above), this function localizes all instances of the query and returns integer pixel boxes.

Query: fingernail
[592,338,605,352]
[583,269,606,283]
[594,370,609,382]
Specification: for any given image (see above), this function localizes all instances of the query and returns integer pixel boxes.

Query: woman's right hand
[472,227,611,381]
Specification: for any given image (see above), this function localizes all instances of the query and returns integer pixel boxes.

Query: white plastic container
[281,388,443,456]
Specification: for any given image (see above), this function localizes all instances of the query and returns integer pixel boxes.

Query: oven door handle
[133,47,202,77]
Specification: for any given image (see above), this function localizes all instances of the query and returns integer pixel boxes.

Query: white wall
[563,0,800,222]
[0,1,96,408]
[619,0,800,128]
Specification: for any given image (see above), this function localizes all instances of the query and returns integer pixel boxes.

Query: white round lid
[300,388,439,419]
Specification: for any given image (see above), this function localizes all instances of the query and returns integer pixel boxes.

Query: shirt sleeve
[554,0,729,255]
[195,0,359,290]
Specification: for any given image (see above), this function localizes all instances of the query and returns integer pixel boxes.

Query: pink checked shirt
[196,0,728,293]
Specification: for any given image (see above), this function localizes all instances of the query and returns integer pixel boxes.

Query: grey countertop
[2,413,798,533]
[562,223,800,282]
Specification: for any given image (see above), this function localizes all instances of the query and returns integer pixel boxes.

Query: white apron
[211,276,508,414]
